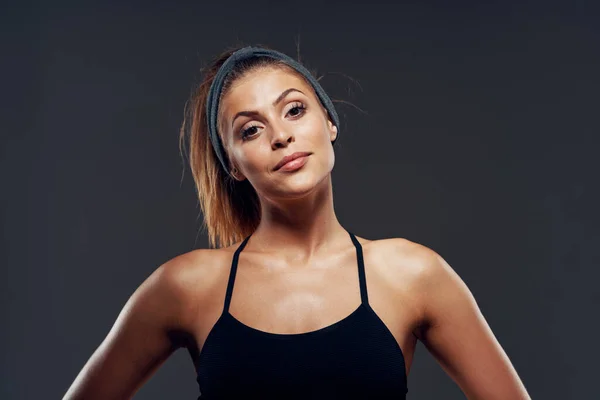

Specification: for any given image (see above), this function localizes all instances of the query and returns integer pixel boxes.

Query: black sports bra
[191,230,408,399]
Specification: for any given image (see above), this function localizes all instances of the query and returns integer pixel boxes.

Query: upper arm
[410,245,530,400]
[63,253,203,400]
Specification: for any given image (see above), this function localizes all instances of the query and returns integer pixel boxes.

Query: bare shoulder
[156,248,229,294]
[156,244,239,292]
[361,236,447,281]
[371,237,480,332]
[144,246,236,329]
[360,236,460,325]
[372,236,459,291]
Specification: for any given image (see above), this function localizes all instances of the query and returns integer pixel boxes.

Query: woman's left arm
[413,246,531,400]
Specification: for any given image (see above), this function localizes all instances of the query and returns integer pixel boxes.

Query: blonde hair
[179,45,312,248]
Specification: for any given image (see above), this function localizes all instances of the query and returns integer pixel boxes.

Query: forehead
[220,67,313,115]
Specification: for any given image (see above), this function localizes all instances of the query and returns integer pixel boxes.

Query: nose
[270,121,294,149]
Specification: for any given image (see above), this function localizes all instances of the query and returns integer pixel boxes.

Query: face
[218,67,338,201]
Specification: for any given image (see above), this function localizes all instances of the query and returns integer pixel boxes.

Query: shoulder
[139,246,236,329]
[154,248,229,292]
[362,236,460,321]
[153,243,243,298]
[362,236,446,281]
[373,237,478,332]
[372,236,458,290]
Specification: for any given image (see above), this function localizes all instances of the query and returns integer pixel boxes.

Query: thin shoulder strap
[348,231,369,306]
[223,235,252,314]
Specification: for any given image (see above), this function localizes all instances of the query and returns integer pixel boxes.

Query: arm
[412,246,531,400]
[62,253,201,400]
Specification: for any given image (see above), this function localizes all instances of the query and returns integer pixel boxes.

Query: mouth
[274,151,312,171]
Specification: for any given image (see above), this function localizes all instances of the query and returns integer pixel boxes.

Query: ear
[327,119,338,142]
[225,147,246,181]
[230,163,247,182]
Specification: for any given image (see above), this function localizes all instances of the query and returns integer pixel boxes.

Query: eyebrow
[230,88,305,128]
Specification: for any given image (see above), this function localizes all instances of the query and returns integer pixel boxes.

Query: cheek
[324,143,336,170]
[298,112,331,142]
[236,146,271,174]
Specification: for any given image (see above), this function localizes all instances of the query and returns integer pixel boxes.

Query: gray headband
[206,46,340,174]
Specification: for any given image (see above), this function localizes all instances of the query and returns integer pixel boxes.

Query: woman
[63,46,531,399]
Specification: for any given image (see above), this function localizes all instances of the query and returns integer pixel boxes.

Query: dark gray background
[2,0,599,399]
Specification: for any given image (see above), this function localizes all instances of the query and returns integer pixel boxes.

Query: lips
[274,151,312,171]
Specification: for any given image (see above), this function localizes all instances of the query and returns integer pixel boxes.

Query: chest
[190,246,422,375]
[195,304,409,399]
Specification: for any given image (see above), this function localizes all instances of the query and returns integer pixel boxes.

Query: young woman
[63,46,531,399]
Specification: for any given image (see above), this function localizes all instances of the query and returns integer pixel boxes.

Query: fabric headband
[206,46,340,174]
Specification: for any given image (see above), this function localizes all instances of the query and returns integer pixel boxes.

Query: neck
[250,175,347,262]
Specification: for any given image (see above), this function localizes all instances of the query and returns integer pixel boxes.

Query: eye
[240,123,260,140]
[238,102,306,141]
[286,102,306,118]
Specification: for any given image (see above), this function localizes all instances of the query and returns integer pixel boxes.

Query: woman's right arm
[63,252,203,400]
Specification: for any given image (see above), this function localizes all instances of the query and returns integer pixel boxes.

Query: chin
[270,169,329,199]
